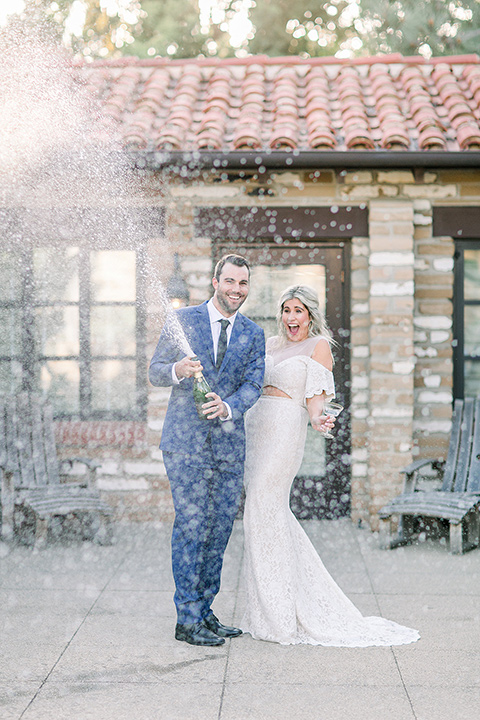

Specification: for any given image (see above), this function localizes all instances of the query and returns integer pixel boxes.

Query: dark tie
[216,319,229,369]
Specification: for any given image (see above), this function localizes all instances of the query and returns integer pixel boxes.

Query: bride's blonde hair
[276,285,334,344]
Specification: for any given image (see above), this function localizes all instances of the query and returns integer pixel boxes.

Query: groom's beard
[215,287,248,316]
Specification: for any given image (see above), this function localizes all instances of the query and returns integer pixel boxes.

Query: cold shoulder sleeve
[304,358,335,402]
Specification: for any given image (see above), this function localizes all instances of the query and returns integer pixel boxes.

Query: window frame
[453,239,480,400]
[0,241,147,421]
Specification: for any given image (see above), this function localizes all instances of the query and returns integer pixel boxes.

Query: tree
[123,0,238,58]
[358,0,480,56]
[247,0,357,57]
[6,0,143,59]
[5,0,480,59]
[124,0,206,58]
[74,0,143,58]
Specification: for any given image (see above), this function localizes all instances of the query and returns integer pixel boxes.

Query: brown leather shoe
[204,614,243,638]
[175,622,225,646]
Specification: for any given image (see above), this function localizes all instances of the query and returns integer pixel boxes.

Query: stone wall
[55,166,480,528]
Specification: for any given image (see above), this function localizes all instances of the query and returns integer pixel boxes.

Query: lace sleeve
[304,358,335,402]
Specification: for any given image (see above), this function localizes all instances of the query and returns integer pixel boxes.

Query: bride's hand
[311,414,336,433]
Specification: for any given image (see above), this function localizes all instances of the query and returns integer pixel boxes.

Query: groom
[149,254,265,646]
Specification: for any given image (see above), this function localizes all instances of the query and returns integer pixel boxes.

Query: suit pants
[163,438,244,625]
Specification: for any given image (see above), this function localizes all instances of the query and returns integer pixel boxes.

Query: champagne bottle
[191,356,212,420]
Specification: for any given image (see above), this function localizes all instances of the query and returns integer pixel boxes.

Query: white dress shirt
[206,298,237,363]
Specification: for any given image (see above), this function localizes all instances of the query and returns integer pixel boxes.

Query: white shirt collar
[207,298,237,326]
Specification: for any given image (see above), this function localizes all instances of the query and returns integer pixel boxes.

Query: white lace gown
[241,336,419,647]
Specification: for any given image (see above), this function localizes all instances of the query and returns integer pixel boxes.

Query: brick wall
[350,234,370,524]
[54,166,479,528]
[413,201,454,459]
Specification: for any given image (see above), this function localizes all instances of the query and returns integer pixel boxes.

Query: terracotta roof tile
[76,55,480,153]
[233,65,265,149]
[304,67,335,149]
[196,67,232,149]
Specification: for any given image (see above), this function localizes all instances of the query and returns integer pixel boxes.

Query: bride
[241,285,419,647]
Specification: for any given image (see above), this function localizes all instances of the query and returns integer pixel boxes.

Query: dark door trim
[433,207,480,239]
[453,239,480,400]
[453,241,465,399]
[195,205,368,240]
[214,238,351,519]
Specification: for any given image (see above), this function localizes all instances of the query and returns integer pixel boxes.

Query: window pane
[464,250,480,301]
[464,360,480,398]
[40,360,80,413]
[91,360,136,412]
[33,247,79,302]
[35,307,79,356]
[91,251,136,302]
[464,306,480,357]
[0,360,22,395]
[0,251,22,302]
[0,308,22,355]
[90,306,136,356]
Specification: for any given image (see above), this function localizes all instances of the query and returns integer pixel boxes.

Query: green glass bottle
[191,356,212,420]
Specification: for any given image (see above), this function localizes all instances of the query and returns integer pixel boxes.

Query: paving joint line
[17,539,135,719]
[217,535,244,720]
[349,522,380,611]
[353,526,419,719]
[391,650,419,720]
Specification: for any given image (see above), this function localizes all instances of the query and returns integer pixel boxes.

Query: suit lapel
[193,303,215,366]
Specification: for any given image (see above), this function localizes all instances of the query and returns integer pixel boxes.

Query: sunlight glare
[0,0,25,27]
[199,0,253,48]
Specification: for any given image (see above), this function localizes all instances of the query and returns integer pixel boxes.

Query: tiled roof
[77,54,480,153]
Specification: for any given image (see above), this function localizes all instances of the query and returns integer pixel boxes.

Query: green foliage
[359,0,480,56]
[77,0,142,58]
[11,0,143,58]
[123,0,205,58]
[248,0,356,56]
[123,0,237,59]
[5,0,480,58]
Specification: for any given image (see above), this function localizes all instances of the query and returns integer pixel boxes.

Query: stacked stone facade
[55,167,480,530]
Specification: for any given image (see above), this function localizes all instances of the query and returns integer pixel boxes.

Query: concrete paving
[1,518,479,720]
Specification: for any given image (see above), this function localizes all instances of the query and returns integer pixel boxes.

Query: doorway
[216,241,351,519]
[453,240,480,399]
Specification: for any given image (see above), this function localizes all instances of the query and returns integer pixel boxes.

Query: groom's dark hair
[214,254,250,281]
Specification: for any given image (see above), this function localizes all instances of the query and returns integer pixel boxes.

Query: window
[0,244,146,419]
[454,242,480,399]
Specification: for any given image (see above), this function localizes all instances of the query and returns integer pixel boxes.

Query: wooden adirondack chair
[0,394,113,547]
[378,397,480,554]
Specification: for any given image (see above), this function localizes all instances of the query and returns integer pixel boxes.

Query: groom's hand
[174,356,203,379]
[203,392,229,420]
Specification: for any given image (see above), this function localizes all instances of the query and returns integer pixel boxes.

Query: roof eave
[132,150,480,172]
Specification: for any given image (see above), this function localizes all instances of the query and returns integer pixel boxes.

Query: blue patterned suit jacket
[149,302,265,466]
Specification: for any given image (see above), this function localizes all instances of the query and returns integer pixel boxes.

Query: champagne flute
[320,401,343,439]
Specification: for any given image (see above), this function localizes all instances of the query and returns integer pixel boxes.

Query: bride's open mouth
[288,324,300,336]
